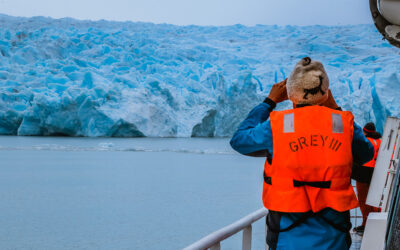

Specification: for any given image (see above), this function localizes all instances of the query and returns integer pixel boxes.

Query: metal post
[242,225,252,250]
[386,152,400,249]
[367,117,400,208]
[210,242,221,250]
[265,218,268,250]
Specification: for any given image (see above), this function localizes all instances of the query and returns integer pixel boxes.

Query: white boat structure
[184,117,400,250]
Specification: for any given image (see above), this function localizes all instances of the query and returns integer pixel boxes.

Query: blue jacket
[230,102,374,165]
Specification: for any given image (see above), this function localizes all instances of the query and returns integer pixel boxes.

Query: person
[351,122,382,233]
[230,57,374,250]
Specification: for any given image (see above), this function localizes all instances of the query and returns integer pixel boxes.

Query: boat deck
[350,231,363,250]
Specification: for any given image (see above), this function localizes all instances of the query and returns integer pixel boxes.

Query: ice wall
[0,14,399,137]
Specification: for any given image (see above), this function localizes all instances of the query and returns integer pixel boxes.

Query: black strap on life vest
[266,210,350,233]
[263,172,331,189]
[263,173,272,185]
[319,215,352,233]
[293,179,331,189]
[266,211,314,233]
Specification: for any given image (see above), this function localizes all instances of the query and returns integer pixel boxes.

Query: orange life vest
[262,106,359,213]
[364,138,381,168]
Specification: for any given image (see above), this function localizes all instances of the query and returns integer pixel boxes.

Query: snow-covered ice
[0,14,399,137]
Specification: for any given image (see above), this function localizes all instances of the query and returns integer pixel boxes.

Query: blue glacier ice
[0,14,399,137]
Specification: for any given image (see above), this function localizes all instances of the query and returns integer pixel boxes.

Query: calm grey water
[0,136,266,250]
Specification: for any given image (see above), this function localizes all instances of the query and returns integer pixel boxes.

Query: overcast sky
[0,0,372,26]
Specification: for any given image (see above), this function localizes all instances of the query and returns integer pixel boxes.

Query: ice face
[0,14,399,137]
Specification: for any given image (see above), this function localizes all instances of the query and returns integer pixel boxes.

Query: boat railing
[183,207,268,250]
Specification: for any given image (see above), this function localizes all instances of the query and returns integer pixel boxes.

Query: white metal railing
[184,208,268,250]
[366,117,400,210]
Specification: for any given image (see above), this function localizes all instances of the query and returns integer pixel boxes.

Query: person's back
[230,57,374,249]
[264,105,358,249]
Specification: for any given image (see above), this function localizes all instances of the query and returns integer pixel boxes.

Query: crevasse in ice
[0,14,399,137]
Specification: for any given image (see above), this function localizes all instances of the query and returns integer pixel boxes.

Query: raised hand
[267,79,288,104]
[320,89,339,109]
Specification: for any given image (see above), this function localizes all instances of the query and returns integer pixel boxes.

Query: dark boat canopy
[370,0,400,48]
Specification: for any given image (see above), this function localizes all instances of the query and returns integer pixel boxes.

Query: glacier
[0,14,399,137]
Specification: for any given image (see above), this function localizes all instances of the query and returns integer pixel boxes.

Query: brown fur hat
[287,57,329,105]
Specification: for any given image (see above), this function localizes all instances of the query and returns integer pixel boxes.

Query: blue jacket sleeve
[352,122,374,165]
[230,102,273,156]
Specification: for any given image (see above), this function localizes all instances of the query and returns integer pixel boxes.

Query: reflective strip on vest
[332,113,343,133]
[283,113,294,133]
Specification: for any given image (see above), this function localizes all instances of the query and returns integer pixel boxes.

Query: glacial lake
[0,136,266,250]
